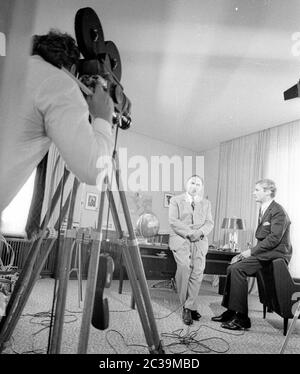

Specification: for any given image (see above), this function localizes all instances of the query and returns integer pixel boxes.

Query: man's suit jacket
[251,200,292,262]
[168,193,214,254]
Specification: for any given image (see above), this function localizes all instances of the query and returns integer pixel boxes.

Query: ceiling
[33,0,300,152]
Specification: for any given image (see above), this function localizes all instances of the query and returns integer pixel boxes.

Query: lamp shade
[221,218,246,230]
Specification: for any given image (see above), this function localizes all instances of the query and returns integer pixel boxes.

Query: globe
[136,213,160,238]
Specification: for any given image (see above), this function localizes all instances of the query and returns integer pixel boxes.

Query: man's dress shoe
[191,310,201,321]
[221,316,251,330]
[182,308,193,325]
[211,310,235,323]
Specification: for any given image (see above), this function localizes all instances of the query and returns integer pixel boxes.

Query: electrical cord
[104,324,234,354]
[152,300,245,337]
[103,297,244,354]
[154,302,184,320]
[8,336,45,355]
[161,323,245,354]
[4,309,81,354]
[105,329,149,354]
[3,291,244,354]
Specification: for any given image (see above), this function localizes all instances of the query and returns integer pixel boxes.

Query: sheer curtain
[1,170,36,236]
[40,144,76,230]
[265,120,300,277]
[213,131,270,250]
[213,119,300,277]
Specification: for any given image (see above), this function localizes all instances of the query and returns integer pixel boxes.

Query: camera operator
[0,29,114,213]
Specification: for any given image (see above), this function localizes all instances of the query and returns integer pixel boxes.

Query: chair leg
[283,318,288,336]
[263,304,266,319]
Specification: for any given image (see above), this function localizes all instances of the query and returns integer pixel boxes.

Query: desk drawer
[204,259,230,275]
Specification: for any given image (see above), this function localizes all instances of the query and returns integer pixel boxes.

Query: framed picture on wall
[164,193,174,208]
[85,192,99,211]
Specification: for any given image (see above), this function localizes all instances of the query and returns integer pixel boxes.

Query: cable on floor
[105,329,149,354]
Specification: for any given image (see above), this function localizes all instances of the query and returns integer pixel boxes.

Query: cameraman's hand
[86,83,114,124]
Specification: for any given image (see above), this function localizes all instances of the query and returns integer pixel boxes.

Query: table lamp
[221,217,246,251]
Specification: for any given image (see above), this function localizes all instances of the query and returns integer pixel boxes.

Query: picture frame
[85,192,99,211]
[164,193,174,208]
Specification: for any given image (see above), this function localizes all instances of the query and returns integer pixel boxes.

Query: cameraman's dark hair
[31,29,80,70]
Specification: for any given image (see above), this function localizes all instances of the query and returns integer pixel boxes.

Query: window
[1,170,36,237]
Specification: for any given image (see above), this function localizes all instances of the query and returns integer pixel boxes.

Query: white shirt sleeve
[35,72,114,185]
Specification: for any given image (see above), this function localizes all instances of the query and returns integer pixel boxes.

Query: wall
[74,130,204,234]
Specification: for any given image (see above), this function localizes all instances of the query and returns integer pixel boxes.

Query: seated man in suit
[211,179,292,330]
[169,175,214,325]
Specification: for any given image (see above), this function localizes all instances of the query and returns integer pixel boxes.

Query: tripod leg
[0,239,43,348]
[68,240,80,307]
[48,235,74,353]
[119,241,157,350]
[127,238,163,350]
[115,188,163,353]
[106,185,162,353]
[48,177,80,354]
[0,162,70,347]
[77,187,106,354]
[0,238,56,351]
[40,168,70,230]
[78,242,83,306]
[118,253,124,294]
[280,301,300,354]
[0,239,39,319]
[0,164,72,353]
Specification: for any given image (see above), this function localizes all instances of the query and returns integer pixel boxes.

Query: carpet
[1,278,300,354]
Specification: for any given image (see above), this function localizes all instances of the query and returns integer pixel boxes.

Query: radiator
[0,237,57,276]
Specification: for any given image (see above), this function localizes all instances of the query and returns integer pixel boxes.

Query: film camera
[74,7,131,130]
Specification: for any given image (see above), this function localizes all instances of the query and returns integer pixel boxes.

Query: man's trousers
[172,241,207,310]
[222,256,267,314]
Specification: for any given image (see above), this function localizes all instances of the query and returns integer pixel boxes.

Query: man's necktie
[258,207,263,224]
[191,201,195,224]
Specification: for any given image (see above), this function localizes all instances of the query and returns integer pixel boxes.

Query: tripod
[0,163,74,353]
[77,150,164,353]
[0,149,164,354]
[279,301,300,354]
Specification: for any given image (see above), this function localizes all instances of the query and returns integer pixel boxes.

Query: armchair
[256,258,300,335]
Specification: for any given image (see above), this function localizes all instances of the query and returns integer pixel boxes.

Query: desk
[204,249,240,294]
[205,249,239,274]
[118,245,239,295]
[118,243,176,294]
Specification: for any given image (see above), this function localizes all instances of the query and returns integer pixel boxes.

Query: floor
[1,277,300,354]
